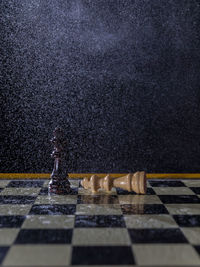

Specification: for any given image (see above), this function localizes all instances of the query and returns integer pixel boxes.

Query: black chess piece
[49,127,71,194]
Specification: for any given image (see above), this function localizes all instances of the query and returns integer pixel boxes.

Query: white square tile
[22,215,74,229]
[0,181,9,188]
[0,205,32,215]
[69,179,80,187]
[43,180,50,187]
[153,187,195,195]
[181,227,200,244]
[35,195,77,204]
[183,180,200,187]
[125,214,178,228]
[0,188,40,196]
[73,228,131,245]
[133,244,200,266]
[76,204,122,215]
[118,195,162,205]
[147,181,152,188]
[3,245,71,266]
[166,204,200,215]
[0,228,19,245]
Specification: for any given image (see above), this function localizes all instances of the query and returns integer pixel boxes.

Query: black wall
[1,0,200,173]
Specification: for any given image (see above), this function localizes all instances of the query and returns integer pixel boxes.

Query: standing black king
[49,127,71,194]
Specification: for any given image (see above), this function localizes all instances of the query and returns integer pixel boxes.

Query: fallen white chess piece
[81,172,146,194]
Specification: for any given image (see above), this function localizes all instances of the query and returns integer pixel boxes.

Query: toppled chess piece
[49,127,71,194]
[81,172,146,194]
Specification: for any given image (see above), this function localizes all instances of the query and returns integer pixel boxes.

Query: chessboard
[0,178,200,266]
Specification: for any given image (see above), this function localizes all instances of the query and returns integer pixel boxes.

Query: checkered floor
[0,179,200,266]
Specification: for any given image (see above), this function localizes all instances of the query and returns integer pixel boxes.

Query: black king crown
[49,127,71,194]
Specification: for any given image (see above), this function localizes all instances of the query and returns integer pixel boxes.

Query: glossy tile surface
[3,245,71,266]
[29,204,76,215]
[0,178,200,266]
[0,195,36,204]
[133,244,200,266]
[149,180,186,187]
[173,215,200,227]
[124,214,177,228]
[35,194,77,204]
[0,247,9,264]
[118,194,162,204]
[75,215,126,227]
[154,186,195,195]
[0,229,19,245]
[76,204,122,215]
[0,216,25,228]
[129,228,188,243]
[121,204,169,214]
[0,204,32,215]
[181,228,200,244]
[73,228,131,245]
[72,246,135,265]
[159,195,200,204]
[77,194,119,204]
[22,215,75,229]
[166,204,200,215]
[7,180,44,188]
[0,187,41,196]
[15,229,73,244]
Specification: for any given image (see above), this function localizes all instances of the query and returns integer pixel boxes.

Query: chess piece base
[49,176,71,194]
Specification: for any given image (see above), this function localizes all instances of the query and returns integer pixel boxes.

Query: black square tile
[128,228,188,243]
[0,188,3,193]
[145,188,156,195]
[190,187,200,194]
[116,188,137,195]
[71,246,135,265]
[29,204,76,215]
[0,216,25,228]
[15,229,72,244]
[0,196,36,204]
[194,245,200,255]
[77,195,119,204]
[75,215,126,227]
[39,187,49,195]
[149,181,186,187]
[7,180,44,188]
[69,187,78,195]
[116,187,155,195]
[0,247,9,264]
[121,204,169,214]
[158,195,200,204]
[173,215,200,227]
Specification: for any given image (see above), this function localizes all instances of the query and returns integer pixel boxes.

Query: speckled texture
[1,0,200,172]
[0,178,200,266]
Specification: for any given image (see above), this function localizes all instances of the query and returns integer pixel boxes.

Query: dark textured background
[1,0,200,173]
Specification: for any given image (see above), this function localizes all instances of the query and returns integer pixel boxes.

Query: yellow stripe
[0,173,200,179]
